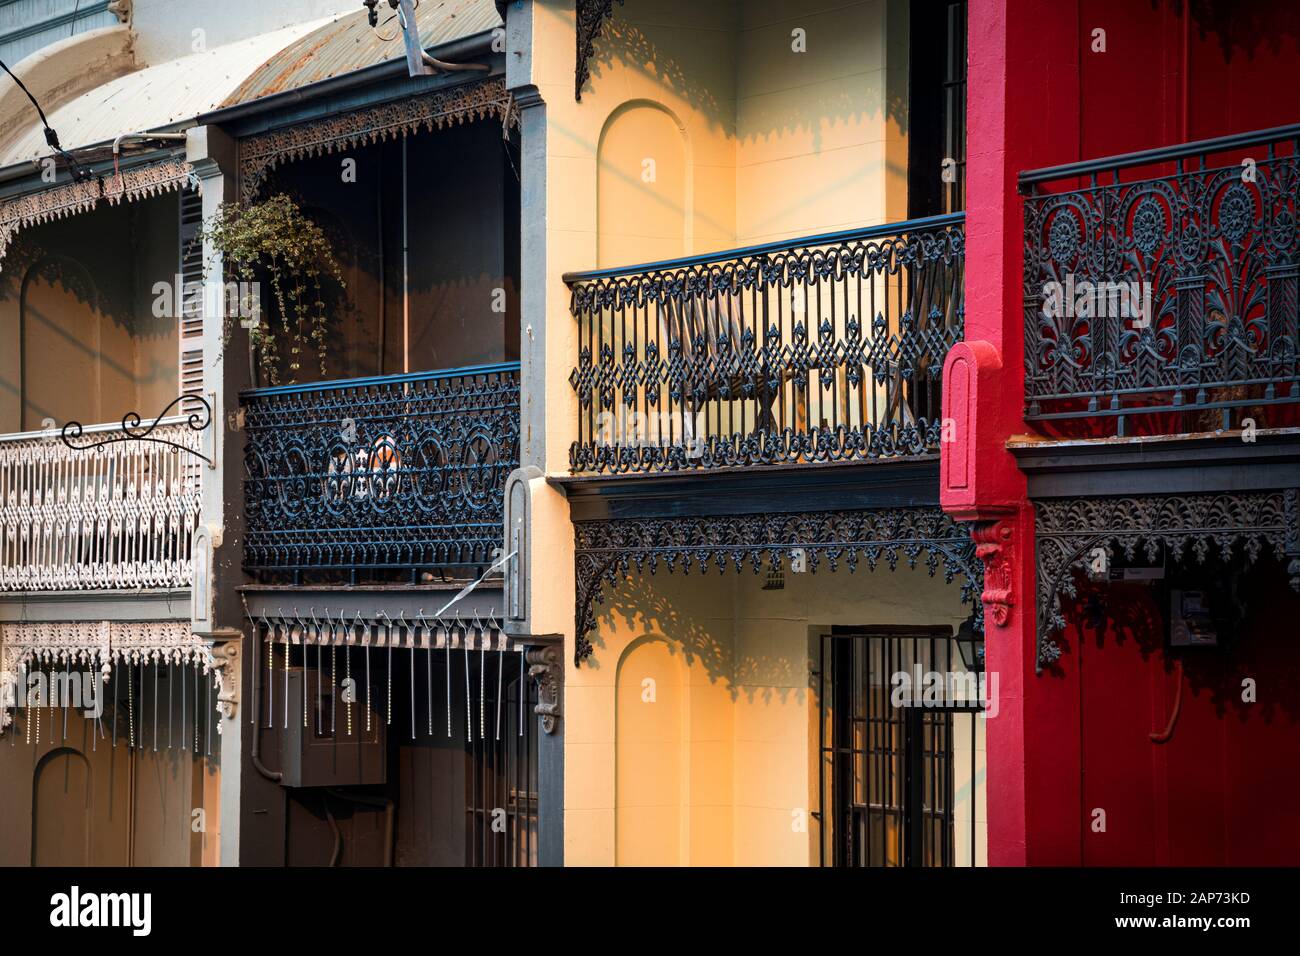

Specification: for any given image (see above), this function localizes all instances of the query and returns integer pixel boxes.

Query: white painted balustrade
[0,418,201,591]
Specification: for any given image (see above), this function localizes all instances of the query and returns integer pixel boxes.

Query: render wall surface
[565,564,982,866]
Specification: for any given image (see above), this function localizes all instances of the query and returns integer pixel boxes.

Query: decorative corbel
[526,644,562,734]
[207,635,242,728]
[972,520,1015,627]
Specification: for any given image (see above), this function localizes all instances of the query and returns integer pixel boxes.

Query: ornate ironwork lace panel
[0,423,201,591]
[575,0,624,100]
[241,365,519,577]
[1023,127,1300,432]
[0,621,224,734]
[567,216,965,474]
[572,506,982,664]
[1033,490,1298,668]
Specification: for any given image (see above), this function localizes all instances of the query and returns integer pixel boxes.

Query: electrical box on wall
[1169,589,1220,648]
[277,669,386,788]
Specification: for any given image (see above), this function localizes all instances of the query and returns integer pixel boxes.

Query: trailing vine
[200,193,344,385]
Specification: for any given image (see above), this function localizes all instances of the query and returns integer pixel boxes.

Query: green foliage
[200,193,344,385]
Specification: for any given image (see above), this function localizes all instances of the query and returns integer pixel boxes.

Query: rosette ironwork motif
[241,364,519,579]
[1022,126,1300,434]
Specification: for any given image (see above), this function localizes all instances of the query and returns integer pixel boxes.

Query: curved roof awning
[223,0,501,108]
[1,1,503,172]
[0,19,336,169]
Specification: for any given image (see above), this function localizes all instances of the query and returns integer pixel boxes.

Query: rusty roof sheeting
[221,0,502,108]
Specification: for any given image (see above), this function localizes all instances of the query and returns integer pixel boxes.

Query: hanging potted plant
[201,193,345,386]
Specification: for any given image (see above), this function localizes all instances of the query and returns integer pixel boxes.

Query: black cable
[0,55,93,181]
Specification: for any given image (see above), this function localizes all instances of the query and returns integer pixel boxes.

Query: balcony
[565,215,965,475]
[0,418,201,591]
[240,364,520,582]
[1021,124,1300,436]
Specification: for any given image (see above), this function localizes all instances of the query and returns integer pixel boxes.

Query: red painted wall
[950,0,1300,865]
[1068,559,1300,865]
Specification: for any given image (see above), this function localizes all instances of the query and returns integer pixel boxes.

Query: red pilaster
[942,0,1084,865]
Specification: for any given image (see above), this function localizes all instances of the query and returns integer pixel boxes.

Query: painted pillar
[941,0,1083,865]
[506,0,573,867]
[186,124,273,866]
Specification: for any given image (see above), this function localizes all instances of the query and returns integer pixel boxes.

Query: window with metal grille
[464,656,539,867]
[817,626,983,867]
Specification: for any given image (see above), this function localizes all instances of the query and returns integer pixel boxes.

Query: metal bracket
[62,394,214,466]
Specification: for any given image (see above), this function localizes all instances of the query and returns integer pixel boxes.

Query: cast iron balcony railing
[241,364,519,581]
[565,214,965,474]
[0,418,201,591]
[1022,124,1300,435]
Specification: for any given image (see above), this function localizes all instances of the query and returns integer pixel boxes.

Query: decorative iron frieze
[241,364,519,578]
[566,217,964,473]
[0,159,195,263]
[573,506,982,665]
[238,76,520,202]
[0,621,223,733]
[1022,127,1300,434]
[575,0,624,100]
[1034,490,1298,669]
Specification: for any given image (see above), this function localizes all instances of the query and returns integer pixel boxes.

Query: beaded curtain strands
[295,609,307,732]
[419,611,433,737]
[284,611,297,730]
[314,609,325,736]
[399,612,415,742]
[460,613,472,744]
[363,613,372,734]
[379,611,393,729]
[266,613,276,730]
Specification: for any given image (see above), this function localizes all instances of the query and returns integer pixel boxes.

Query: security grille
[818,626,983,867]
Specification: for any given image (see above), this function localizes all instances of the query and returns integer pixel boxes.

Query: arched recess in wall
[19,254,112,430]
[615,633,685,866]
[597,100,691,268]
[32,747,92,866]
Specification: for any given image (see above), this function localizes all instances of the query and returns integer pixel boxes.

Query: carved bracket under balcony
[526,643,562,734]
[575,0,624,100]
[573,506,983,666]
[972,519,1015,627]
[1034,489,1300,670]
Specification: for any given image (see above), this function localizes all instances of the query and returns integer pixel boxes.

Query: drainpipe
[326,789,395,867]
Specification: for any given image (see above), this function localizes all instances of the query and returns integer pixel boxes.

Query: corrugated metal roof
[221,0,501,107]
[0,17,336,167]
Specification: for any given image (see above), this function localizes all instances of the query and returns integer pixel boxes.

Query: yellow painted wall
[565,562,982,866]
[520,0,943,866]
